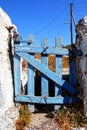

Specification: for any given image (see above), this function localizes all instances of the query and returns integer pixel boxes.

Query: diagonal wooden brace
[16,52,78,95]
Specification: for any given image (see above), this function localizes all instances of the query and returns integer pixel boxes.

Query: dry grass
[55,104,87,130]
[16,104,31,130]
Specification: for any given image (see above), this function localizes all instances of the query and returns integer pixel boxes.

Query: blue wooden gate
[14,36,78,112]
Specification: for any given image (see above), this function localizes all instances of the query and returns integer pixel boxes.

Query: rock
[5,106,19,121]
[0,108,16,130]
[76,16,87,116]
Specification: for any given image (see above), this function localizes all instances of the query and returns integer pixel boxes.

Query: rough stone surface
[0,7,15,110]
[76,16,87,116]
[25,113,59,130]
[0,107,18,130]
[0,7,17,130]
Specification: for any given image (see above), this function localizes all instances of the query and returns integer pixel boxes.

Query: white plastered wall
[0,7,15,111]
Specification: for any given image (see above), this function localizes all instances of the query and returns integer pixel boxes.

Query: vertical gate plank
[28,54,35,112]
[54,37,62,111]
[14,52,21,95]
[41,38,48,100]
[41,54,48,97]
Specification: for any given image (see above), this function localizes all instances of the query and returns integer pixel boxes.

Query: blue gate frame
[14,36,78,112]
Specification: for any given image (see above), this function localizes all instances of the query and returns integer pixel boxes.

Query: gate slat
[41,54,48,96]
[14,53,21,95]
[55,55,62,95]
[28,54,34,112]
[55,37,62,111]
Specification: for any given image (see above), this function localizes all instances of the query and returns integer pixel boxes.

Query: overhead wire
[73,0,87,17]
[74,0,87,4]
[72,0,75,4]
[34,0,76,36]
[55,0,70,4]
[34,0,78,36]
[34,0,87,44]
[34,5,68,36]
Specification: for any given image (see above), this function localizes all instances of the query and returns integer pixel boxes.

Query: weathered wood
[55,37,62,111]
[14,52,21,95]
[15,95,78,104]
[15,45,69,55]
[28,54,34,112]
[41,39,49,97]
[41,54,48,96]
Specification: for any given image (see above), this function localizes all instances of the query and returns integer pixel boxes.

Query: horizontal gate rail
[15,95,78,104]
[14,45,69,55]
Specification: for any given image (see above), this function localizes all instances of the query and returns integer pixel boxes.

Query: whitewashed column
[0,8,15,110]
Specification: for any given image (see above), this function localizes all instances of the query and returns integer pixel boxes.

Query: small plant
[55,105,87,130]
[16,104,31,130]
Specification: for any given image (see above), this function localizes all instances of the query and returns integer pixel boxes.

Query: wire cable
[74,0,87,4]
[34,6,68,36]
[56,0,70,4]
[72,0,75,4]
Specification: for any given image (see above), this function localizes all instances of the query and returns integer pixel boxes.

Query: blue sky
[0,0,87,46]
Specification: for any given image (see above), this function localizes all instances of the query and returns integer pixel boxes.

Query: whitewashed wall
[0,7,15,111]
[76,16,87,116]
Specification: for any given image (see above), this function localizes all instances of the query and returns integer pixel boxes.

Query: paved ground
[25,113,60,130]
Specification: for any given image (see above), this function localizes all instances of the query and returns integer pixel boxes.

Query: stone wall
[76,16,87,116]
[0,7,16,111]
